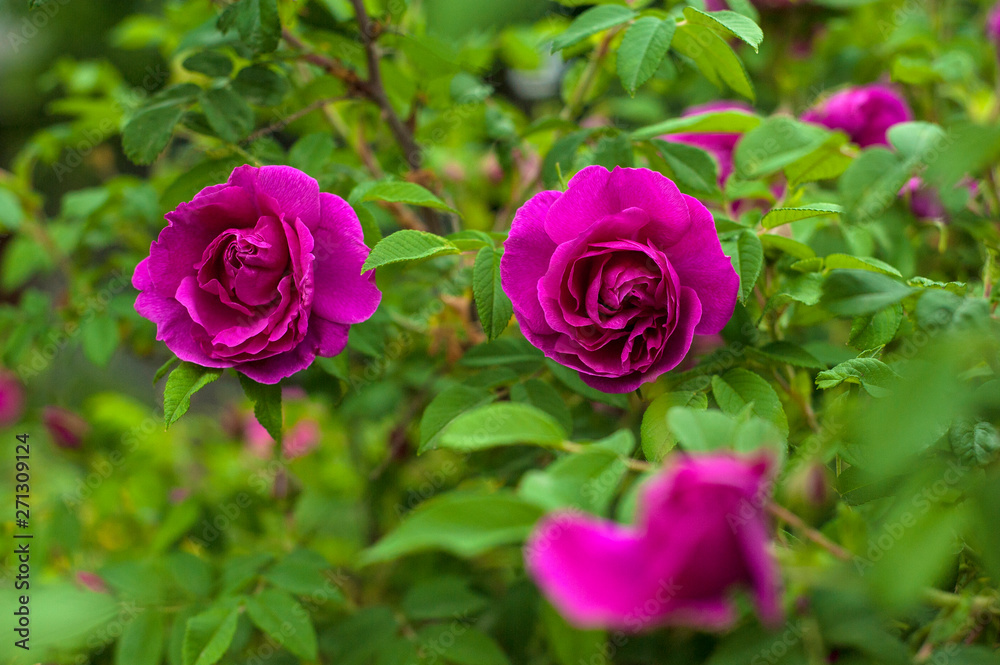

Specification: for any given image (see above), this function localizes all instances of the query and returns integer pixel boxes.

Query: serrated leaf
[511,378,573,434]
[116,609,165,665]
[821,269,914,316]
[887,121,947,162]
[721,229,763,303]
[666,406,738,452]
[671,23,754,100]
[758,234,816,259]
[182,51,233,77]
[154,356,179,385]
[122,103,185,165]
[749,341,826,369]
[200,86,254,143]
[246,589,318,660]
[631,109,760,140]
[552,5,635,51]
[232,65,289,106]
[361,230,460,271]
[435,402,568,452]
[232,0,280,53]
[401,577,487,620]
[711,368,788,436]
[473,246,513,340]
[81,315,119,366]
[849,304,903,350]
[542,129,593,186]
[182,606,239,665]
[839,148,915,224]
[641,391,708,461]
[682,8,763,52]
[815,358,900,397]
[418,385,495,452]
[359,490,545,564]
[164,363,223,428]
[760,203,842,229]
[264,550,340,598]
[823,253,901,277]
[238,372,282,442]
[734,117,830,179]
[617,17,676,95]
[651,139,719,192]
[361,181,458,214]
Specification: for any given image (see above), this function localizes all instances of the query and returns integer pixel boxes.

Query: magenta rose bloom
[501,166,738,393]
[801,84,912,148]
[133,165,381,384]
[661,101,753,186]
[525,452,781,631]
[43,406,89,449]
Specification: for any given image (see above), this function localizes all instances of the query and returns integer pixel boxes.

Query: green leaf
[401,577,487,620]
[671,23,754,100]
[783,135,854,186]
[519,445,626,514]
[839,148,915,224]
[116,609,165,665]
[760,203,842,229]
[631,109,760,140]
[473,246,513,341]
[551,5,635,51]
[667,407,738,452]
[886,121,947,162]
[711,368,789,436]
[823,253,901,277]
[542,129,593,186]
[721,229,763,304]
[200,86,255,143]
[122,103,185,165]
[288,133,335,177]
[734,117,830,179]
[461,338,545,369]
[849,304,903,350]
[651,139,719,193]
[360,181,459,214]
[246,589,318,660]
[164,363,223,428]
[641,390,708,461]
[758,234,816,260]
[182,606,240,665]
[616,17,676,95]
[748,341,826,369]
[414,626,511,665]
[232,0,280,53]
[821,269,915,316]
[238,373,282,442]
[545,359,629,408]
[153,356,179,385]
[232,65,290,106]
[80,315,119,366]
[435,402,568,452]
[361,230,460,271]
[182,51,233,77]
[264,550,339,598]
[511,378,573,434]
[815,358,900,397]
[359,490,545,564]
[681,8,763,52]
[418,385,496,452]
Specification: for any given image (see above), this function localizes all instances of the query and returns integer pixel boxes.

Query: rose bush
[133,165,381,384]
[501,166,739,393]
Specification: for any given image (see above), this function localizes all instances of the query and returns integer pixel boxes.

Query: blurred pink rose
[43,406,89,449]
[0,371,24,428]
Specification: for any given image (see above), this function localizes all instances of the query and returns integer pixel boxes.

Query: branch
[768,502,852,561]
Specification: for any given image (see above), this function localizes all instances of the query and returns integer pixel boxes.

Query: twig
[244,96,347,143]
[767,502,852,561]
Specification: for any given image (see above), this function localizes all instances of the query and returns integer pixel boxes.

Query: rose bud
[43,406,90,449]
[801,84,912,147]
[133,165,381,384]
[0,371,25,428]
[525,452,782,631]
[501,166,739,393]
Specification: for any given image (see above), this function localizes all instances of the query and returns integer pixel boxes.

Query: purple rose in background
[662,100,753,186]
[899,177,977,222]
[133,165,381,384]
[0,371,24,428]
[988,3,1000,45]
[501,166,738,393]
[43,406,89,449]
[246,414,320,460]
[801,84,912,147]
[525,452,782,631]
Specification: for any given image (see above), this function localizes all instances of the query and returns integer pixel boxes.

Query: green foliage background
[1,0,1000,663]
